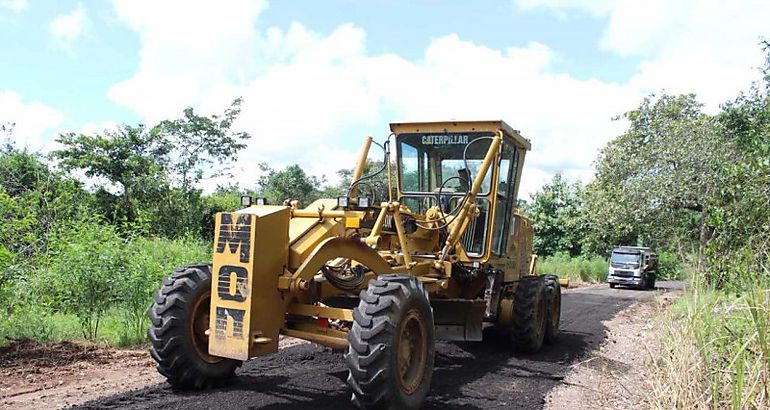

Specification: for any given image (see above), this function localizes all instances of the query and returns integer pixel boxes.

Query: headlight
[337,196,349,208]
[357,196,371,209]
[240,195,252,206]
[255,197,268,206]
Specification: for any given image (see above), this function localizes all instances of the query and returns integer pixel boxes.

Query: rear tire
[346,275,434,410]
[511,276,547,352]
[148,264,240,389]
[646,273,657,290]
[542,274,561,344]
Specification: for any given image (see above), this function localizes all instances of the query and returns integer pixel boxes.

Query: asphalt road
[76,281,684,410]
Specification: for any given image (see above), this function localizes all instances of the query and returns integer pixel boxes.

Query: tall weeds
[648,281,770,409]
[536,252,608,283]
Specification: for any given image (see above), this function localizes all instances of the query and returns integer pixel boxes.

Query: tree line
[526,43,769,287]
[0,100,351,343]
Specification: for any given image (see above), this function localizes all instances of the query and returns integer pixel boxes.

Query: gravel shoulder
[545,286,682,409]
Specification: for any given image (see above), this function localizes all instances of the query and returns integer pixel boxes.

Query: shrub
[536,252,608,283]
[657,251,684,280]
[116,235,210,345]
[44,219,127,340]
[0,303,56,343]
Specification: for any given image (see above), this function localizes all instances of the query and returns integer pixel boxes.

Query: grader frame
[149,120,562,410]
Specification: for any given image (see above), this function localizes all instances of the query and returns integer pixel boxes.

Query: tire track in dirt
[75,282,683,410]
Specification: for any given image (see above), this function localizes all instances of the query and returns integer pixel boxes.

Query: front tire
[148,264,240,389]
[346,275,435,410]
[510,275,547,352]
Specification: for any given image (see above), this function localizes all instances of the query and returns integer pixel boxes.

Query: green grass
[0,231,211,348]
[0,310,154,348]
[648,279,770,409]
[536,252,608,283]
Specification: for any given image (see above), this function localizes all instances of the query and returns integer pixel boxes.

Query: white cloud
[77,120,119,136]
[516,0,770,112]
[0,0,28,12]
[108,0,268,122]
[108,1,769,198]
[0,90,64,150]
[50,3,88,44]
[515,0,616,18]
[609,0,770,111]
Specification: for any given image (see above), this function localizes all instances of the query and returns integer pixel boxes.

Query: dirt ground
[0,283,683,410]
[0,337,306,410]
[544,288,681,409]
[0,340,159,410]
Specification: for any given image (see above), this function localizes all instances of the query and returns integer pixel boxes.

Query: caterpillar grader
[148,120,563,410]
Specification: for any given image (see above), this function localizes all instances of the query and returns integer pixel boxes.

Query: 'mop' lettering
[217,265,248,302]
[215,307,245,340]
[215,213,252,263]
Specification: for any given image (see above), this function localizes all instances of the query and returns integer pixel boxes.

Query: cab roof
[389,120,531,151]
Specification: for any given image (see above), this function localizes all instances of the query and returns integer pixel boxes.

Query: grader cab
[148,120,562,410]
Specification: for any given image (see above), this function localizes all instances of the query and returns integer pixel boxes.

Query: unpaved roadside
[545,286,682,409]
[0,337,306,410]
[0,340,161,410]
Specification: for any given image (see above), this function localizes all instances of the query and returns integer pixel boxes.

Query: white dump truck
[607,246,659,290]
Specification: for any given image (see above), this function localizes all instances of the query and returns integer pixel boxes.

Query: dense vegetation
[0,100,348,346]
[524,44,769,407]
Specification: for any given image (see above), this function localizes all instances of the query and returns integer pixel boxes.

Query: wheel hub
[396,309,427,395]
[190,291,220,364]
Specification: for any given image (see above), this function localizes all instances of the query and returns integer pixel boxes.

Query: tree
[53,124,169,223]
[256,163,325,206]
[336,159,395,203]
[526,173,586,257]
[582,94,731,260]
[157,98,250,190]
[706,44,770,284]
[52,99,250,228]
[0,143,92,255]
[1,122,15,150]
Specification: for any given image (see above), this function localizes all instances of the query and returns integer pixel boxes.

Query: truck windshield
[611,252,640,265]
[398,132,495,195]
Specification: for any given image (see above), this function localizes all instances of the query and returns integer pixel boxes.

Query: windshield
[398,132,495,195]
[611,252,640,265]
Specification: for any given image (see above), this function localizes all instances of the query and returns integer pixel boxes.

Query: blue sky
[1,0,768,196]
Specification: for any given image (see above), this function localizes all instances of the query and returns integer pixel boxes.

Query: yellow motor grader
[148,120,562,410]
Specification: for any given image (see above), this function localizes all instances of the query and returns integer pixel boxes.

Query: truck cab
[607,246,658,289]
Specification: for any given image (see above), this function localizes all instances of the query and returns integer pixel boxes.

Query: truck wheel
[346,275,435,410]
[148,264,240,389]
[511,275,547,352]
[609,283,616,289]
[647,273,657,290]
[541,274,561,344]
[634,273,650,290]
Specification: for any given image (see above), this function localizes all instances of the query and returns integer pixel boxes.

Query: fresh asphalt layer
[75,281,684,410]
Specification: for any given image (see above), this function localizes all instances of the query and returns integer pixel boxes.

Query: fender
[291,236,394,282]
